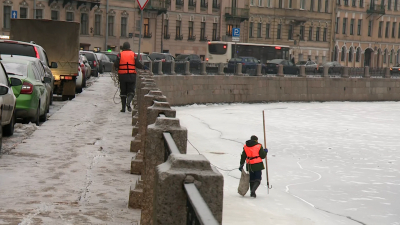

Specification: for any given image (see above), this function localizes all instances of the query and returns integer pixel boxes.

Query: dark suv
[175,54,202,70]
[0,40,57,104]
[148,52,175,62]
[80,51,100,77]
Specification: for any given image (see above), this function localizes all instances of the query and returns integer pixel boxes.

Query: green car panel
[1,57,48,123]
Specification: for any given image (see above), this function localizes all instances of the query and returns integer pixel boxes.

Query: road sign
[11,10,17,19]
[232,28,240,37]
[232,37,239,42]
[137,0,149,10]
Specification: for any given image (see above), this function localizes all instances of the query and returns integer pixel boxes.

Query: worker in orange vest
[114,42,148,112]
[239,135,268,198]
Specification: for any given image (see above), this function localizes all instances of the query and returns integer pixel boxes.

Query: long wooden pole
[263,110,272,193]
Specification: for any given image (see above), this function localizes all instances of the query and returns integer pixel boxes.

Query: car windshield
[149,53,165,60]
[0,42,36,58]
[81,52,95,61]
[175,55,189,61]
[268,59,283,64]
[296,61,307,65]
[106,54,118,62]
[3,62,28,77]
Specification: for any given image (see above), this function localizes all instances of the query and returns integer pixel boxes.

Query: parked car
[0,40,56,105]
[228,57,264,75]
[2,56,52,125]
[318,61,343,73]
[390,64,400,75]
[0,60,20,140]
[80,51,100,77]
[148,52,175,62]
[76,65,84,93]
[79,54,91,80]
[95,52,114,73]
[134,53,152,68]
[266,59,299,75]
[296,60,319,73]
[175,54,202,70]
[102,51,119,64]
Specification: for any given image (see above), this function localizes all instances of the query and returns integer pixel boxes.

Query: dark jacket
[114,49,145,72]
[240,140,266,172]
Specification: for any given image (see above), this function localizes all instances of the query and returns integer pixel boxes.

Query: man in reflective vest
[239,135,268,198]
[114,42,148,112]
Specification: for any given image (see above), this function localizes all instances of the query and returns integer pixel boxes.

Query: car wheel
[94,69,99,77]
[49,92,53,105]
[39,103,47,123]
[76,86,82,93]
[3,110,15,136]
[32,104,40,126]
[103,66,106,73]
[83,74,87,88]
[0,122,2,154]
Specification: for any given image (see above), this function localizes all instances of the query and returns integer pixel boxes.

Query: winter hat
[122,42,130,50]
[250,135,258,141]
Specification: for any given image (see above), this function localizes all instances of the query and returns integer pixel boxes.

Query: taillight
[162,59,166,62]
[80,64,84,68]
[242,63,245,65]
[206,58,209,61]
[78,67,81,71]
[34,46,40,59]
[93,61,97,67]
[21,81,33,94]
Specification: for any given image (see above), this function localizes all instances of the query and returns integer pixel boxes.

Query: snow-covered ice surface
[175,102,400,225]
[0,75,140,224]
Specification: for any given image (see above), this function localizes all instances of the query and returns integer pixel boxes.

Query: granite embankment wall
[152,76,400,105]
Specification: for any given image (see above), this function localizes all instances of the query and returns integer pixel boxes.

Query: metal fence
[348,67,365,77]
[369,67,385,77]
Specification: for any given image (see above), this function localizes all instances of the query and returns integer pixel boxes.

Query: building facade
[244,0,336,64]
[335,0,400,68]
[0,0,249,58]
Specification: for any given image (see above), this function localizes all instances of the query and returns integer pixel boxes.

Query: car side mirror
[258,60,261,63]
[10,77,22,86]
[0,85,9,95]
[50,62,58,68]
[43,77,52,83]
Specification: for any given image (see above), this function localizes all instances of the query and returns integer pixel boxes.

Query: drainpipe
[105,0,109,51]
[331,1,337,61]
[161,13,164,52]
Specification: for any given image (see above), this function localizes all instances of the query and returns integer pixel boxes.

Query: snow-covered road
[0,75,140,224]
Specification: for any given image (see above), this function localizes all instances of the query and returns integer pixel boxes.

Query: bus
[206,41,290,64]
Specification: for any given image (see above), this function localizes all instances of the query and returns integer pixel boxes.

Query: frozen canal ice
[175,102,400,225]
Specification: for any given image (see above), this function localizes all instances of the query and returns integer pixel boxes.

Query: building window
[350,19,354,35]
[323,27,327,41]
[344,0,348,6]
[356,47,361,62]
[164,19,169,38]
[368,20,372,37]
[300,25,305,40]
[188,21,194,39]
[258,0,262,6]
[395,0,398,10]
[257,23,261,38]
[360,0,364,7]
[121,17,127,37]
[349,47,353,62]
[226,24,233,36]
[318,0,322,11]
[385,21,390,38]
[200,22,206,40]
[300,0,305,9]
[352,0,356,6]
[357,19,362,35]
[51,10,59,20]
[378,21,383,37]
[20,8,27,19]
[390,49,394,63]
[176,20,181,39]
[341,46,346,62]
[289,0,292,8]
[108,16,114,36]
[249,22,253,38]
[66,12,74,21]
[308,26,313,41]
[80,13,88,35]
[388,0,392,10]
[94,14,101,35]
[143,18,149,37]
[265,23,270,38]
[316,27,320,41]
[342,18,347,34]
[335,17,340,34]
[383,49,387,63]
[277,24,281,39]
[325,0,329,12]
[212,23,217,40]
[288,25,293,40]
[3,6,11,29]
[392,22,396,38]
[36,9,43,19]
[278,0,282,8]
[310,0,314,11]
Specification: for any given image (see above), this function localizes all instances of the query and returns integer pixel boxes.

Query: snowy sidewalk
[0,76,140,224]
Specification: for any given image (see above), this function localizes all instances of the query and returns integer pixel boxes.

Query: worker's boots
[126,93,134,112]
[250,181,260,198]
[120,97,127,112]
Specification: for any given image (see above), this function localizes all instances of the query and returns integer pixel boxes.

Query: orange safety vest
[118,50,136,74]
[244,144,263,165]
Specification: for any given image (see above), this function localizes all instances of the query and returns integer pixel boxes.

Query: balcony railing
[212,36,220,41]
[225,7,250,21]
[175,34,183,40]
[188,35,196,41]
[164,33,170,39]
[189,0,196,7]
[144,32,152,38]
[212,1,219,9]
[200,36,208,41]
[367,4,385,14]
[144,0,171,15]
[200,0,207,8]
[176,0,183,6]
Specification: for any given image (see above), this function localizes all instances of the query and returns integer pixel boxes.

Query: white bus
[206,41,290,64]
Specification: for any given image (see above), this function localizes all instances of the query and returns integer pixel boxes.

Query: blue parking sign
[232,28,240,37]
[11,10,17,19]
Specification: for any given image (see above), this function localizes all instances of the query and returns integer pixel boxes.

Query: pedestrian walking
[114,42,148,112]
[291,56,295,65]
[239,135,268,198]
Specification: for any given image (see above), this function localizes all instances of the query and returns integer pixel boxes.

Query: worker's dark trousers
[119,73,136,108]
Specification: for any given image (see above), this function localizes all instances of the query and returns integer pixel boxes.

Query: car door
[38,62,51,109]
[31,63,47,115]
[0,63,13,123]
